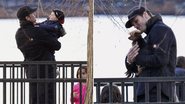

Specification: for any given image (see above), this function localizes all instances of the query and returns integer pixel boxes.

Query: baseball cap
[125,6,146,28]
[17,6,37,20]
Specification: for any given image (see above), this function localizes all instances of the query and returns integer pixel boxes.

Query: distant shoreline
[1,0,185,19]
[1,14,185,20]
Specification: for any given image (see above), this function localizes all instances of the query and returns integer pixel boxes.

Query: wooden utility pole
[85,0,93,103]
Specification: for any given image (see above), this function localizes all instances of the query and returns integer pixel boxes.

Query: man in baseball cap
[15,5,61,104]
[125,6,152,28]
[17,6,37,20]
[125,6,177,103]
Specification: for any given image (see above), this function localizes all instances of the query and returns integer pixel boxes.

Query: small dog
[125,30,145,78]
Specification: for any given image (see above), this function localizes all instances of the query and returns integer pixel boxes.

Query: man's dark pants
[137,87,169,102]
[25,64,56,104]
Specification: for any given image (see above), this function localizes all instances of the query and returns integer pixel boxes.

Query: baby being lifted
[36,9,66,39]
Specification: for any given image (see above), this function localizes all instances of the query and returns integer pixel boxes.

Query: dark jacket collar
[145,14,162,34]
[20,20,34,28]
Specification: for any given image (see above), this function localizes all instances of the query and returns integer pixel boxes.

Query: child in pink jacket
[71,66,87,104]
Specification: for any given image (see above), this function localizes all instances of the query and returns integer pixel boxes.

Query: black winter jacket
[15,20,61,61]
[125,15,177,98]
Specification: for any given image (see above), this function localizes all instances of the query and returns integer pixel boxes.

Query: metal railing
[94,77,185,104]
[0,61,87,104]
[1,61,185,104]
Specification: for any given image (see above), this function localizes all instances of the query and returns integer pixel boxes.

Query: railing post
[109,82,113,103]
[12,64,15,104]
[171,81,175,102]
[182,82,185,101]
[121,82,125,102]
[96,82,101,102]
[133,82,137,102]
[20,65,24,104]
[3,64,6,104]
[45,64,48,104]
[157,82,161,102]
[71,64,74,104]
[145,82,149,102]
[62,65,66,104]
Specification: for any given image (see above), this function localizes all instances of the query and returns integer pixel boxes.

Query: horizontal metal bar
[0,78,86,82]
[94,77,185,82]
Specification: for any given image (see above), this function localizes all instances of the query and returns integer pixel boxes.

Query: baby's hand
[128,30,142,41]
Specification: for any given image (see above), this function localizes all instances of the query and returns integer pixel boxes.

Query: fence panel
[94,77,185,104]
[0,61,87,104]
